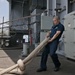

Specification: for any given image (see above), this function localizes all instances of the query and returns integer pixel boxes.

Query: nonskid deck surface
[0,49,75,75]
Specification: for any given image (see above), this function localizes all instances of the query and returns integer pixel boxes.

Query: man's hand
[48,39,53,43]
[45,31,51,38]
[48,31,61,43]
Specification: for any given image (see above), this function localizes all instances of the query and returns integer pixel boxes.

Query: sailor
[37,16,65,72]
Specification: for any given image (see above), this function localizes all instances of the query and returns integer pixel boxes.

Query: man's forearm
[49,31,61,42]
[50,33,59,41]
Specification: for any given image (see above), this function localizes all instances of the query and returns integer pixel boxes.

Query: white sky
[0,0,9,23]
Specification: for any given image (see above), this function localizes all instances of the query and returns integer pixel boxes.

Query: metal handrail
[0,13,41,25]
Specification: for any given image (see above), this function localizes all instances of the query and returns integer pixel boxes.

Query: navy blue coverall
[40,23,65,69]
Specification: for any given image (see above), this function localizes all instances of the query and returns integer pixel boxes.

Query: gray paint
[7,0,75,54]
[64,12,75,59]
[31,9,43,44]
[9,0,29,30]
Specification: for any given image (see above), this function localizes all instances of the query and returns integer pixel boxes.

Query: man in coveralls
[37,16,65,72]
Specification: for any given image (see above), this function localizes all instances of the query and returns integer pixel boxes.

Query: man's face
[53,18,59,25]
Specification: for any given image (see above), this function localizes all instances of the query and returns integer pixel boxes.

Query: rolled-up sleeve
[57,25,65,32]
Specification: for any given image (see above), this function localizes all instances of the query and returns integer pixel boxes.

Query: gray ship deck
[0,49,75,75]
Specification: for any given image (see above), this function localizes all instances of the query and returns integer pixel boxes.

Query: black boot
[37,68,47,72]
[54,63,61,72]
